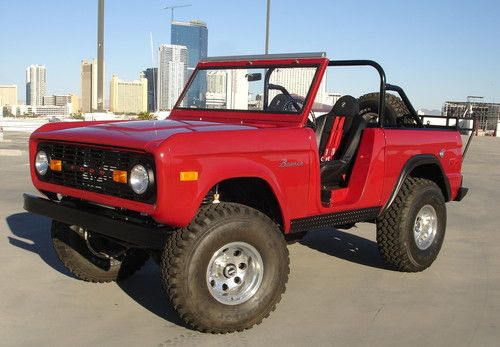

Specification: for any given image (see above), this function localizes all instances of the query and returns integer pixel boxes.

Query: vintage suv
[24,53,468,333]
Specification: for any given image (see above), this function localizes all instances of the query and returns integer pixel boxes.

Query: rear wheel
[51,221,149,282]
[161,203,289,333]
[376,178,446,272]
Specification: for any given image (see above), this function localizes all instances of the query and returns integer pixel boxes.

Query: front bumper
[23,194,171,250]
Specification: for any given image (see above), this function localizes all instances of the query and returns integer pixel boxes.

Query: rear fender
[380,154,451,215]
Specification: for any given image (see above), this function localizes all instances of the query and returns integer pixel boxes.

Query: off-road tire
[161,202,289,333]
[359,92,409,125]
[51,220,149,283]
[377,178,446,272]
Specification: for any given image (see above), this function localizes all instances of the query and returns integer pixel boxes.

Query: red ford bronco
[24,53,468,333]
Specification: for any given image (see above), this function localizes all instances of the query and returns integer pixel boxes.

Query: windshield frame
[174,65,319,114]
[170,57,329,126]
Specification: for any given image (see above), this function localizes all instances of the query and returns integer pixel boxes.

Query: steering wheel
[267,84,317,129]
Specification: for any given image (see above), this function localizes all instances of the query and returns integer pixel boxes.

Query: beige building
[81,59,104,113]
[109,75,147,114]
[43,93,79,113]
[0,85,18,106]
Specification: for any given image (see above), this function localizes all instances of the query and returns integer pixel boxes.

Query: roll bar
[329,60,423,127]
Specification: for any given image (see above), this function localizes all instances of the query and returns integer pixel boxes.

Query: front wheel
[376,178,447,272]
[161,203,289,333]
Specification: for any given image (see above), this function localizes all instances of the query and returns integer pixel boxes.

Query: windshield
[175,66,319,114]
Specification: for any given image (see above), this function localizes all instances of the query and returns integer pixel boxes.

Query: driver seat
[316,96,367,189]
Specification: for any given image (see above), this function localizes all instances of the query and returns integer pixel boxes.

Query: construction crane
[164,4,192,23]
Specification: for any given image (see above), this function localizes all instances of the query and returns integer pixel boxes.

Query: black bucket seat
[315,95,367,188]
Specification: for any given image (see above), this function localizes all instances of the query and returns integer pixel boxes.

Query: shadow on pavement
[300,227,393,270]
[6,212,185,328]
[117,262,186,328]
[6,212,72,277]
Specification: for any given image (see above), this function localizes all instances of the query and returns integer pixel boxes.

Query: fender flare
[379,154,451,216]
[196,171,290,231]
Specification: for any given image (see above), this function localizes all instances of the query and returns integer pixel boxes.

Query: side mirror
[246,73,262,82]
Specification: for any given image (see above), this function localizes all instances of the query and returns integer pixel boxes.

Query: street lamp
[97,0,105,112]
[265,0,270,54]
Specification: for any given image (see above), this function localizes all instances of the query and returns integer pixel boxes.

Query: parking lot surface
[1,131,499,346]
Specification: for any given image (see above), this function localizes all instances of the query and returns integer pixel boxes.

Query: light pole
[265,0,270,54]
[97,0,105,112]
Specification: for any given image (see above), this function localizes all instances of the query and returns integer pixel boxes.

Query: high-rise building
[158,44,188,110]
[0,85,17,106]
[205,70,227,108]
[207,70,226,94]
[205,70,249,110]
[143,68,158,112]
[269,67,326,104]
[226,69,249,110]
[109,75,148,114]
[171,20,208,107]
[26,65,46,106]
[81,59,105,113]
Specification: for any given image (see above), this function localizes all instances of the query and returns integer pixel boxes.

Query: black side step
[290,206,380,233]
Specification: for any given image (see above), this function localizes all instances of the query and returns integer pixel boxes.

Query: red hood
[31,119,259,151]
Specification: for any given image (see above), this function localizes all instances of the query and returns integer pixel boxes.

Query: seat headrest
[331,95,359,118]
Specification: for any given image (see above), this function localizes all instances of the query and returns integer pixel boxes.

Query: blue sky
[1,0,499,110]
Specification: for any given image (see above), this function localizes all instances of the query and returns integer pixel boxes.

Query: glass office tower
[143,68,158,112]
[171,20,208,107]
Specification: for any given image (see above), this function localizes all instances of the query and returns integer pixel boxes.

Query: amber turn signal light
[113,170,128,183]
[49,159,62,172]
[180,171,198,181]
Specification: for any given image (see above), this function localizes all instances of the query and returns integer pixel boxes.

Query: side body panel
[152,127,313,229]
[381,129,463,203]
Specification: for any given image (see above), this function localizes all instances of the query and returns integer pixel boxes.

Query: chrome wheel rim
[206,242,263,305]
[413,204,438,250]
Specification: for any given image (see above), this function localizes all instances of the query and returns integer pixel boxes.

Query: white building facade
[269,67,326,104]
[226,69,249,110]
[26,65,46,106]
[158,44,188,110]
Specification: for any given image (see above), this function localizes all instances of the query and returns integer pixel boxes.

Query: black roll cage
[263,60,424,127]
[328,60,423,127]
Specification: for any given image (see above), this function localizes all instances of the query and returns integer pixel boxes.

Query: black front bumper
[23,194,171,250]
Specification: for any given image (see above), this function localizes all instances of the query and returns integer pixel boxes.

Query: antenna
[164,4,192,23]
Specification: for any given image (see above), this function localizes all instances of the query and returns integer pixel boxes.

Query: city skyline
[1,0,499,110]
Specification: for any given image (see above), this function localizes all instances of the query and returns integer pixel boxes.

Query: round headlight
[35,150,49,175]
[129,164,152,195]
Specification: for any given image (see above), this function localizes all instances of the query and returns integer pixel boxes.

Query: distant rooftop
[171,20,207,28]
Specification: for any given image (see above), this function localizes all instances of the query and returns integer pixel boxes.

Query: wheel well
[409,164,450,201]
[206,178,283,228]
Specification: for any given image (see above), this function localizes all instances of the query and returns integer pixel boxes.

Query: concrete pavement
[1,132,499,346]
